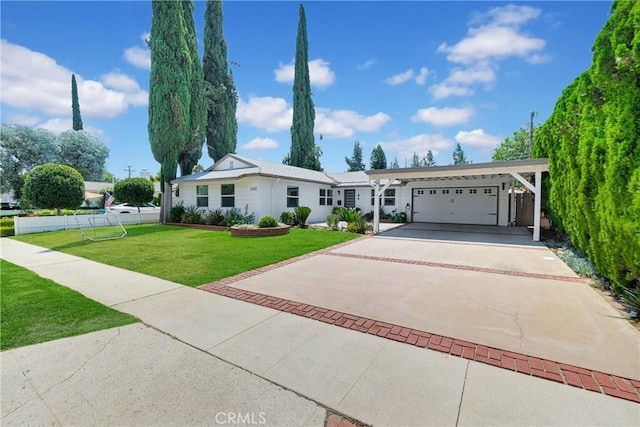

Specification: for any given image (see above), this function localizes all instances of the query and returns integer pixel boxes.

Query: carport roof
[366,158,549,182]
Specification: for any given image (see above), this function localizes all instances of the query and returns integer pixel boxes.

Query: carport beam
[372,179,393,234]
[510,171,542,241]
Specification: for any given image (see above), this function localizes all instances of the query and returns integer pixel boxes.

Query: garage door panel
[412,187,497,225]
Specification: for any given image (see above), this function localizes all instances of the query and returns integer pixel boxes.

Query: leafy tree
[113,178,154,213]
[492,126,534,161]
[452,143,469,165]
[21,163,84,215]
[148,0,192,223]
[57,130,109,181]
[422,150,436,167]
[370,144,387,169]
[104,171,116,183]
[0,125,60,200]
[203,0,238,162]
[178,0,207,176]
[534,0,639,290]
[71,74,83,131]
[345,140,365,171]
[389,157,399,169]
[288,4,321,171]
[410,152,421,167]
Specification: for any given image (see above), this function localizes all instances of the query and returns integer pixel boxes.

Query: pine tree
[178,0,206,176]
[390,157,399,169]
[148,0,191,223]
[203,0,238,162]
[288,4,321,171]
[71,74,83,131]
[410,152,421,167]
[423,150,436,166]
[452,143,469,164]
[345,140,365,171]
[370,144,387,169]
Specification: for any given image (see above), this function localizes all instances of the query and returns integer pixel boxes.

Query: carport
[367,159,549,241]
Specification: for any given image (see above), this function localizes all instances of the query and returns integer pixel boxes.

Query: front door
[344,189,356,208]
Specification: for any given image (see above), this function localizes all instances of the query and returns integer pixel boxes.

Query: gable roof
[172,154,336,185]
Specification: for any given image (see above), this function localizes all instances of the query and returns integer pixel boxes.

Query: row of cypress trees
[534,0,639,290]
[148,0,237,221]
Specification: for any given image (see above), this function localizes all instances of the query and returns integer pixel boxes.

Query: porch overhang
[366,158,549,241]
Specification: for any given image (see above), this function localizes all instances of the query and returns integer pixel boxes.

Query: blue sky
[1,1,612,178]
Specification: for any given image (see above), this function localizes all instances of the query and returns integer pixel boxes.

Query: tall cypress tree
[71,74,83,131]
[288,4,321,171]
[178,0,206,176]
[148,0,191,223]
[203,0,238,162]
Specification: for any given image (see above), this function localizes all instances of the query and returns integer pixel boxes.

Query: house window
[483,188,493,194]
[429,190,437,195]
[287,186,299,208]
[455,189,463,194]
[442,189,449,194]
[371,188,396,206]
[319,188,333,206]
[196,185,208,207]
[469,189,477,194]
[221,184,235,207]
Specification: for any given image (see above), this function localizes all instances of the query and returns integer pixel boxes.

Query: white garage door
[412,187,498,225]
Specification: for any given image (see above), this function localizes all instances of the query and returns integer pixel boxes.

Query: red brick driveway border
[198,236,639,403]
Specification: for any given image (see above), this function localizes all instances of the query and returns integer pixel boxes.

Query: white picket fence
[13,212,160,235]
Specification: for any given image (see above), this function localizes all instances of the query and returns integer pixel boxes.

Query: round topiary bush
[22,163,84,214]
[258,215,279,228]
[114,177,154,208]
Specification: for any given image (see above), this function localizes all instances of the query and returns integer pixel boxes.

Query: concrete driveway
[211,224,640,381]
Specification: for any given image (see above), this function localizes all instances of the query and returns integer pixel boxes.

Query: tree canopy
[287,4,321,171]
[492,126,534,162]
[423,150,436,167]
[452,143,469,165]
[534,0,639,290]
[203,0,238,162]
[345,141,365,171]
[370,144,387,169]
[71,74,83,131]
[178,0,206,176]
[22,163,84,214]
[58,130,109,181]
[148,0,192,222]
[114,178,154,212]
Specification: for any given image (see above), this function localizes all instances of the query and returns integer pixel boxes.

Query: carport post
[533,170,542,241]
[373,180,380,233]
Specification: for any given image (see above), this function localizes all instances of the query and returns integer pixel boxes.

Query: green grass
[0,260,138,351]
[12,224,360,286]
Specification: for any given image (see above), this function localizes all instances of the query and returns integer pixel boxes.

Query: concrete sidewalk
[2,239,639,426]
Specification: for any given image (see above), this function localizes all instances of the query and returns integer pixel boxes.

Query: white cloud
[470,4,541,27]
[124,46,151,70]
[39,118,105,138]
[6,113,39,126]
[384,69,414,85]
[0,40,145,119]
[455,129,501,148]
[526,53,551,65]
[438,26,545,64]
[236,96,292,132]
[274,58,335,88]
[446,62,496,85]
[316,109,392,138]
[411,107,474,127]
[415,67,429,85]
[101,71,148,106]
[357,59,376,70]
[429,83,474,100]
[241,137,279,151]
[378,133,454,162]
[236,95,391,138]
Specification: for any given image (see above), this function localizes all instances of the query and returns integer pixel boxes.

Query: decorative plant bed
[230,225,290,237]
[166,222,229,231]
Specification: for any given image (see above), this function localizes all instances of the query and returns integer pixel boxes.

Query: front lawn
[12,225,360,286]
[0,260,138,350]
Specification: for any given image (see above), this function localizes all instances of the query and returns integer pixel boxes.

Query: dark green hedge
[534,0,639,290]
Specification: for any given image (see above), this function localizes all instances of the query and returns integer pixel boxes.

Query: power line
[124,166,135,178]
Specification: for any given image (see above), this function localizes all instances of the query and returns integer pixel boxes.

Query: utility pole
[124,166,135,178]
[529,111,536,158]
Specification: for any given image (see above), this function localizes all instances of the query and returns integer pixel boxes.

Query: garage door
[412,187,498,225]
